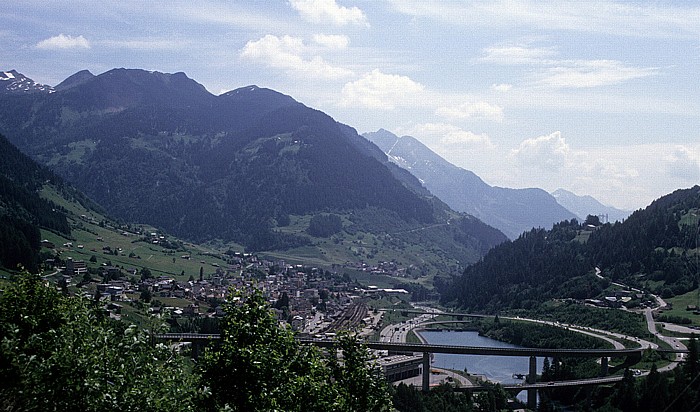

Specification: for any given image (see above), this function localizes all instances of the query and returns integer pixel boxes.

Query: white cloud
[166,3,284,32]
[537,60,659,88]
[240,34,353,79]
[501,133,700,209]
[510,131,572,172]
[665,146,700,182]
[481,46,556,65]
[312,34,349,49]
[289,0,368,26]
[36,34,90,50]
[562,144,700,210]
[340,69,424,109]
[389,0,700,39]
[491,83,512,92]
[481,45,658,89]
[408,123,494,149]
[435,101,503,122]
[100,39,183,50]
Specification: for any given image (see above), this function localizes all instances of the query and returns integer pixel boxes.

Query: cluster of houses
[584,289,648,309]
[58,253,395,333]
[341,259,409,277]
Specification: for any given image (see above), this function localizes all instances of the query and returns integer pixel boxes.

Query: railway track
[324,302,368,332]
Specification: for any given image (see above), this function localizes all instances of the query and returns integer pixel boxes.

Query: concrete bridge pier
[422,352,430,392]
[600,356,609,377]
[527,356,537,410]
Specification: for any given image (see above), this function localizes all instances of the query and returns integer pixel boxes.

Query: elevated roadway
[153,334,645,359]
[296,338,643,358]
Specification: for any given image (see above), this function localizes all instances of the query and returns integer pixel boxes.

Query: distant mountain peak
[220,85,294,99]
[55,69,95,91]
[223,85,261,94]
[217,85,299,112]
[551,188,631,222]
[99,68,206,90]
[364,129,577,239]
[0,70,54,94]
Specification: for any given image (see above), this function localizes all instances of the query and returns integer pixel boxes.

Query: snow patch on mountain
[0,70,54,94]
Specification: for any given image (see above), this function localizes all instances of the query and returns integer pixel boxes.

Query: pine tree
[542,357,551,381]
[686,334,699,389]
[613,368,637,412]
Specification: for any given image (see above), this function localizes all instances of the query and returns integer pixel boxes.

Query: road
[645,307,687,371]
[375,270,691,389]
[376,304,475,388]
[378,305,439,345]
[595,268,686,372]
[397,366,474,389]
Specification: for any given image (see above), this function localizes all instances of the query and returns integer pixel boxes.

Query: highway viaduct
[154,333,658,409]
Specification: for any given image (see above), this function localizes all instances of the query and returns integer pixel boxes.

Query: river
[418,330,543,385]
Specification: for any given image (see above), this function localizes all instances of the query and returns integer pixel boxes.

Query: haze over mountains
[0,68,506,271]
[551,188,632,223]
[363,129,634,238]
[364,129,580,239]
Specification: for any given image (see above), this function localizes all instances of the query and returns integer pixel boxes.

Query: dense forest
[0,134,74,271]
[443,186,700,311]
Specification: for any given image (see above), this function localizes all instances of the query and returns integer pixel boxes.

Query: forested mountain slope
[0,69,506,268]
[442,186,700,311]
[0,133,75,271]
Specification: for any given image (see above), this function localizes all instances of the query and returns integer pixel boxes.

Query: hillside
[363,129,577,239]
[0,69,506,273]
[0,133,75,271]
[442,186,700,312]
[552,188,631,223]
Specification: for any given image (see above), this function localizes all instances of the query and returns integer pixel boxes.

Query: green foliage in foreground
[0,271,393,411]
[538,337,700,411]
[392,382,511,412]
[0,271,201,411]
[200,288,392,412]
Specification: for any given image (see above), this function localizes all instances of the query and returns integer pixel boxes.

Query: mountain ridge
[443,185,700,311]
[0,70,54,94]
[551,188,632,223]
[363,129,577,239]
[0,68,507,272]
[0,132,76,271]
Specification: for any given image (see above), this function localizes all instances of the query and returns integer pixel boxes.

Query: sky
[2,0,699,210]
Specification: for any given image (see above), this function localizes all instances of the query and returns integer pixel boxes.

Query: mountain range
[363,129,578,239]
[551,188,631,223]
[0,70,54,94]
[443,185,700,311]
[0,68,506,273]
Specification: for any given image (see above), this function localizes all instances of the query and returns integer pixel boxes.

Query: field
[663,290,700,328]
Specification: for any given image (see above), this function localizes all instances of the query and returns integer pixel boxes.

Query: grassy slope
[40,186,230,281]
[267,211,470,283]
[40,185,420,291]
[664,290,700,327]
